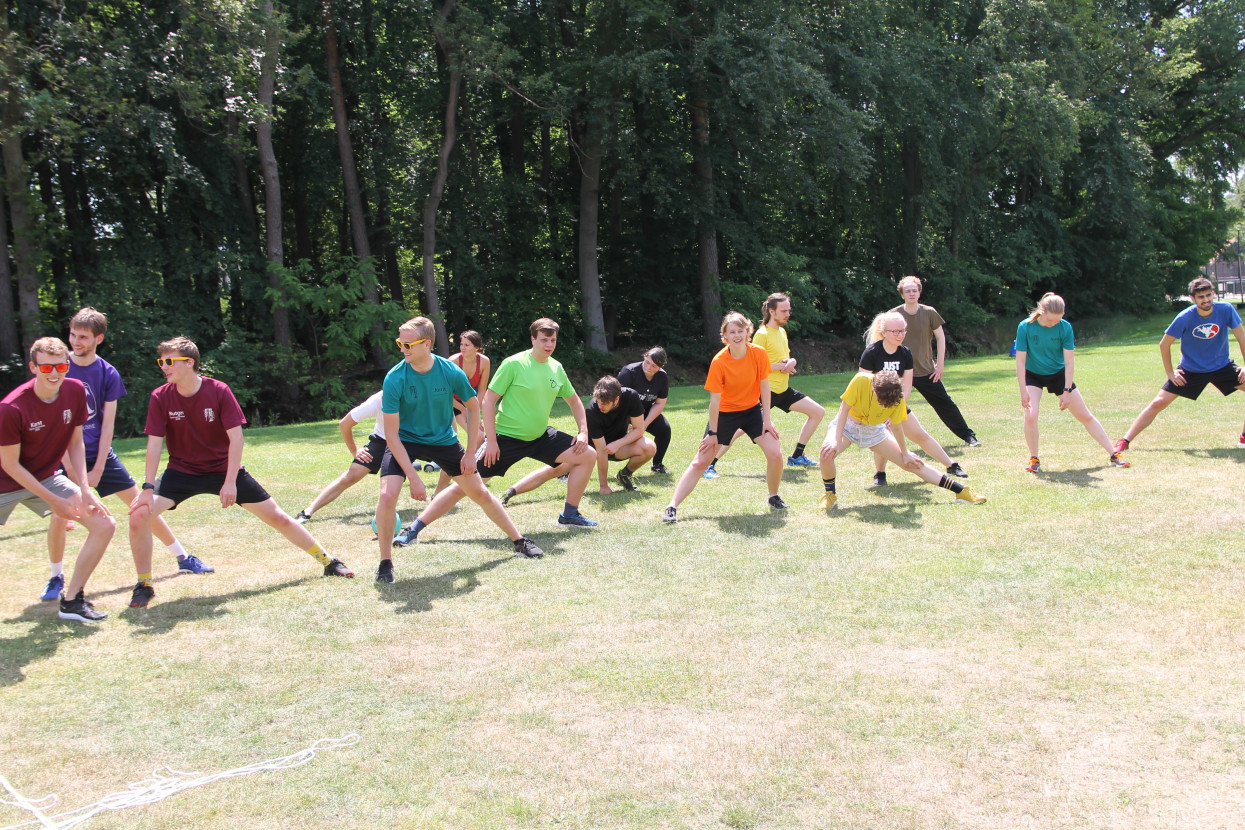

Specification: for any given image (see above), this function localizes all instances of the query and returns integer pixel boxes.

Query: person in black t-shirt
[585,376,656,493]
[617,347,672,473]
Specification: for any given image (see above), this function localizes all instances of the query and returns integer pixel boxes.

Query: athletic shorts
[477,428,576,478]
[56,449,135,498]
[825,416,889,450]
[1163,364,1242,400]
[1024,369,1076,397]
[350,434,389,474]
[379,440,467,479]
[0,474,78,524]
[155,467,271,508]
[770,387,808,413]
[709,405,765,443]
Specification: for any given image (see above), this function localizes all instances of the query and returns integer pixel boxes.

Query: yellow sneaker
[818,492,837,510]
[954,487,986,505]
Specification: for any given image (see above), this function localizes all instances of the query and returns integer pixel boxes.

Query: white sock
[167,541,187,559]
[50,561,64,578]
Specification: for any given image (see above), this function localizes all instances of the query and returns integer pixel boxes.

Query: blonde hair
[896,275,922,293]
[1025,292,1065,323]
[864,312,905,346]
[158,336,200,371]
[399,317,436,344]
[719,311,754,339]
[29,337,69,364]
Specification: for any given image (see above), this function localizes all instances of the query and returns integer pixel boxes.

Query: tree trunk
[419,0,459,356]
[323,0,388,369]
[2,51,41,354]
[574,111,608,352]
[901,130,921,275]
[56,158,92,284]
[0,189,18,357]
[690,76,720,344]
[257,0,291,354]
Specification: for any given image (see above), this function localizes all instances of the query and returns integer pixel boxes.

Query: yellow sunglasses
[395,338,431,351]
[156,357,194,367]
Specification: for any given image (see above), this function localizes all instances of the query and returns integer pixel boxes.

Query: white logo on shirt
[63,409,72,424]
[28,420,45,432]
[169,410,186,421]
[204,408,215,423]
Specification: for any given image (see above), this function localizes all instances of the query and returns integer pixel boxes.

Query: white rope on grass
[0,733,359,830]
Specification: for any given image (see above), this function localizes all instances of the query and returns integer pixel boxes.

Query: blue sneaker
[394,522,419,547]
[40,574,64,602]
[702,464,719,480]
[786,455,816,467]
[177,554,215,574]
[557,513,599,527]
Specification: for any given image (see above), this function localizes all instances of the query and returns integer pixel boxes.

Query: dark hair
[459,330,484,351]
[158,335,201,372]
[593,375,622,402]
[872,370,904,408]
[1188,277,1215,297]
[530,318,560,337]
[760,292,789,326]
[70,307,108,336]
[643,346,667,368]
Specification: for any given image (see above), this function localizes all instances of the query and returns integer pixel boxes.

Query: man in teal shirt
[376,317,544,582]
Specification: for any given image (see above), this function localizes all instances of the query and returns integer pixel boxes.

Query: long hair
[863,312,904,346]
[1025,292,1065,323]
[760,292,789,326]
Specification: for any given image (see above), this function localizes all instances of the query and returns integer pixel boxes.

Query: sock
[409,519,427,540]
[937,475,964,494]
[823,477,836,493]
[504,487,516,500]
[167,541,187,559]
[137,572,153,587]
[50,561,64,578]
[305,542,330,566]
[563,502,580,518]
[793,443,806,458]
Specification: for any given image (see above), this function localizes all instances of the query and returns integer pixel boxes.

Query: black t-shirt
[586,387,644,441]
[859,342,913,376]
[616,362,669,411]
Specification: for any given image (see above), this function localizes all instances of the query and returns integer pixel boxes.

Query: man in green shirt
[395,318,597,544]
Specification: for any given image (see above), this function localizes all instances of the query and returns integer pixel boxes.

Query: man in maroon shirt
[127,336,353,608]
[1,337,115,622]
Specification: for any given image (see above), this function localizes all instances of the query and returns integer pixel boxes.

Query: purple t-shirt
[1166,302,1242,374]
[67,356,126,458]
[0,378,88,493]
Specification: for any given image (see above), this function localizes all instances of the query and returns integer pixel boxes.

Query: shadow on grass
[713,512,786,537]
[0,611,102,686]
[0,525,50,544]
[1181,447,1244,461]
[121,578,307,635]
[833,502,924,528]
[1035,467,1108,487]
[375,556,510,614]
[590,490,646,511]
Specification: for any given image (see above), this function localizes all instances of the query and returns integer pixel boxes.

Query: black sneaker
[59,590,106,622]
[376,559,394,584]
[129,582,155,608]
[946,462,968,478]
[651,463,669,475]
[324,558,355,578]
[966,434,982,447]
[514,538,544,558]
[616,468,637,491]
[294,510,311,525]
[501,488,516,506]
[662,506,678,524]
[768,495,789,511]
[871,472,887,487]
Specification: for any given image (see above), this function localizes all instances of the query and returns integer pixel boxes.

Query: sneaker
[177,554,215,574]
[1109,452,1130,468]
[662,506,678,524]
[768,495,789,511]
[946,462,968,478]
[394,523,419,547]
[294,510,311,525]
[1237,433,1245,449]
[557,512,598,527]
[424,462,440,472]
[324,558,354,578]
[819,492,837,510]
[501,489,516,507]
[1025,457,1041,473]
[651,463,669,475]
[513,538,544,558]
[129,582,155,608]
[557,474,569,483]
[40,574,64,602]
[871,472,887,487]
[954,487,987,505]
[59,590,106,622]
[376,559,394,584]
[965,435,982,447]
[616,468,637,492]
[1112,437,1130,454]
[702,464,719,480]
[65,520,76,531]
[786,455,816,467]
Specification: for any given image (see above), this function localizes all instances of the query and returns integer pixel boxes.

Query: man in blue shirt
[1114,277,1245,453]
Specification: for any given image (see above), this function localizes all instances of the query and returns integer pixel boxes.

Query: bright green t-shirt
[489,351,576,441]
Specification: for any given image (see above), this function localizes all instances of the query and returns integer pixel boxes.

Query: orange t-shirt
[705,344,770,412]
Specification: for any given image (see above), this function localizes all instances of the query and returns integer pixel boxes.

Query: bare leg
[47,517,67,566]
[414,481,468,528]
[712,429,744,463]
[456,473,522,540]
[790,396,825,448]
[1023,386,1043,457]
[902,409,954,466]
[870,434,946,487]
[755,432,784,496]
[509,464,566,496]
[376,475,405,560]
[305,464,370,515]
[128,496,175,579]
[1062,390,1115,454]
[616,437,657,471]
[670,439,718,508]
[63,504,116,598]
[242,498,318,548]
[557,445,597,509]
[1122,390,1178,443]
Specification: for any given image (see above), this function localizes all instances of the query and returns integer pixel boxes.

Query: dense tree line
[2,0,1243,434]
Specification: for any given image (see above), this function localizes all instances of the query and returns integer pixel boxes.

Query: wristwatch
[1063,387,1073,393]
[142,482,156,491]
[706,430,717,436]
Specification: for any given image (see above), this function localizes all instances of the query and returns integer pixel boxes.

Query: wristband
[1063,387,1073,393]
[706,430,717,436]
[142,482,155,491]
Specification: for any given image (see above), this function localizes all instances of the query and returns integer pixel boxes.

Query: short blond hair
[158,336,201,371]
[399,317,436,344]
[29,337,69,364]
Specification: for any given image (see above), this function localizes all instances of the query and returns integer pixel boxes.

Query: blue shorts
[57,449,136,499]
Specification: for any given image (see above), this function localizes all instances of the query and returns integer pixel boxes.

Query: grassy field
[3,315,1244,829]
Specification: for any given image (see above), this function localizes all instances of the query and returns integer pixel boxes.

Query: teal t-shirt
[1015,318,1075,375]
[381,355,476,446]
[489,351,575,441]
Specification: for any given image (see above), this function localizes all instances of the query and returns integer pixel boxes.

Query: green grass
[3,313,1245,828]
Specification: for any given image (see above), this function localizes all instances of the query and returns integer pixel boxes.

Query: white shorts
[0,473,79,524]
[825,417,889,450]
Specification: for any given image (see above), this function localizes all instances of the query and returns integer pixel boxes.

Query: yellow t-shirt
[752,324,790,394]
[841,372,907,426]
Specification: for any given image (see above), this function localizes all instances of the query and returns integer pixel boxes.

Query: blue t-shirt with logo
[382,356,476,446]
[1166,302,1241,374]
[67,356,126,459]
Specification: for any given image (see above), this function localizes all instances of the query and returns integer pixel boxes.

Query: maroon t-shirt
[0,378,88,493]
[145,377,247,475]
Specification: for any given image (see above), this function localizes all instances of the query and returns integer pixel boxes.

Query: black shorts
[379,440,467,478]
[770,387,808,413]
[57,449,136,498]
[351,434,389,474]
[709,405,765,443]
[1162,364,1242,400]
[1024,369,1076,396]
[155,467,271,508]
[477,428,575,478]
